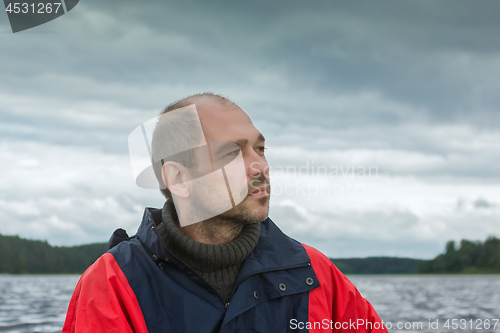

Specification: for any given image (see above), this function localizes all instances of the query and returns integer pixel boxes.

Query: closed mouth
[248,185,269,196]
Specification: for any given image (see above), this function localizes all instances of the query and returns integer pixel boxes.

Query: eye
[226,149,240,156]
[256,146,266,153]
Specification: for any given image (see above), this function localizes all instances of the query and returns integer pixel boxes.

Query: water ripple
[0,274,499,332]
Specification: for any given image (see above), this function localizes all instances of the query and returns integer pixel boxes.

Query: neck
[179,218,244,244]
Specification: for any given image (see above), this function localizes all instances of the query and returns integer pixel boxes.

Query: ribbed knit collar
[158,200,261,273]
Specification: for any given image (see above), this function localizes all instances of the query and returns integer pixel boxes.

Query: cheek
[202,171,228,190]
[223,154,248,204]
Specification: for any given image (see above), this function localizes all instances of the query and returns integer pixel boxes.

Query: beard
[188,174,270,228]
[225,175,270,224]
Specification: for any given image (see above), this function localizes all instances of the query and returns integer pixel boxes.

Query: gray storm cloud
[1,0,499,256]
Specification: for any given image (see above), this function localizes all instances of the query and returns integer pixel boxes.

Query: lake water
[349,275,500,332]
[0,274,499,332]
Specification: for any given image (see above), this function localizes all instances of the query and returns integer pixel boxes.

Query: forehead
[195,99,261,143]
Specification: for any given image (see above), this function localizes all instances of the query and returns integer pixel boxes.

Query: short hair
[151,92,236,200]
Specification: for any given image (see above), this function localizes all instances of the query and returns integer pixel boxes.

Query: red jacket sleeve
[62,253,149,333]
[303,244,388,333]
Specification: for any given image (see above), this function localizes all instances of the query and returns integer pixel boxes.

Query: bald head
[165,92,255,145]
[152,93,246,199]
[163,92,238,115]
[151,92,266,203]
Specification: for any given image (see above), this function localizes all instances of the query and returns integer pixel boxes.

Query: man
[62,93,388,332]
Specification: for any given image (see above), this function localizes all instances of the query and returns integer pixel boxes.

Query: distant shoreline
[2,234,498,275]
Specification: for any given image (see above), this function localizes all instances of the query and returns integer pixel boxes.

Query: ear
[161,161,190,199]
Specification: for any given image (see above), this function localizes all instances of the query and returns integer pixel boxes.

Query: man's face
[189,98,270,224]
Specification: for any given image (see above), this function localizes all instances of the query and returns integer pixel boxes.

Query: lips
[248,185,269,196]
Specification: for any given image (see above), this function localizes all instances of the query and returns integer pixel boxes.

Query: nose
[245,150,269,181]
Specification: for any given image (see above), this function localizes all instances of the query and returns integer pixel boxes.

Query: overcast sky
[1,0,499,258]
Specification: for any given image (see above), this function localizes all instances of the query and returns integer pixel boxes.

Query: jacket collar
[134,207,311,275]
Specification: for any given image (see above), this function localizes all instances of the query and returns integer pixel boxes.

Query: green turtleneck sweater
[156,200,261,303]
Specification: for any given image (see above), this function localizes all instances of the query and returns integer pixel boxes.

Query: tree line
[417,236,500,273]
[0,234,108,274]
[331,257,422,274]
[0,233,498,274]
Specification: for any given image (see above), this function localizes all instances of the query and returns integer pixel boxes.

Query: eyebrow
[234,139,248,148]
[234,133,265,148]
[213,134,266,155]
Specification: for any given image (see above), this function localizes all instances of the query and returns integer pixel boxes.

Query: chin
[227,196,269,223]
[245,201,270,222]
[254,211,269,223]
